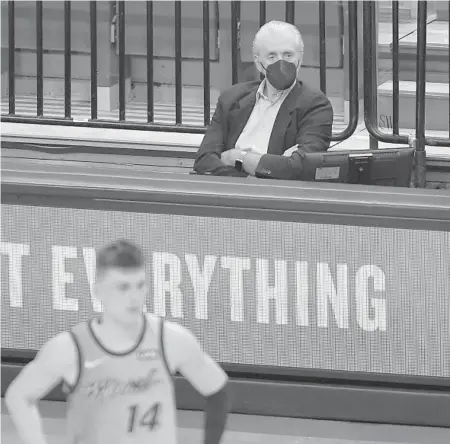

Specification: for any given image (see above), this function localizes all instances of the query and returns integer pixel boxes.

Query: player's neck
[98,313,145,338]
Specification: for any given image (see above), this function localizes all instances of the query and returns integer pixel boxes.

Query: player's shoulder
[36,330,77,366]
[164,319,195,341]
[45,330,75,349]
[146,314,197,347]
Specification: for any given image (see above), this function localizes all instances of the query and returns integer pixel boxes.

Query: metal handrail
[2,0,357,141]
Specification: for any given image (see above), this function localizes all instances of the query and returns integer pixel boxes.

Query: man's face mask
[261,60,298,91]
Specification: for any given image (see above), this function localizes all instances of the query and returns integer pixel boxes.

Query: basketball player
[5,239,230,444]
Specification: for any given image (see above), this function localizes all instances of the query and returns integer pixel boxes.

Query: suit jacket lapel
[267,82,302,155]
[227,88,258,150]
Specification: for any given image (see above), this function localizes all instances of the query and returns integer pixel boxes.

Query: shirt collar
[256,78,297,102]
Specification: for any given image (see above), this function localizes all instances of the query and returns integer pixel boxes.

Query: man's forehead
[104,267,146,283]
[259,32,298,52]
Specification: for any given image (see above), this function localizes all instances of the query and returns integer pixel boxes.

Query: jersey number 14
[127,403,161,433]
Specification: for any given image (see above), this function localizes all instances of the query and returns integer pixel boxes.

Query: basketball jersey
[64,315,177,444]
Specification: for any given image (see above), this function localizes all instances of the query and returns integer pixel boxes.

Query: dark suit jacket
[194,80,333,180]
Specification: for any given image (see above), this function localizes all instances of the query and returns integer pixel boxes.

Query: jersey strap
[63,329,84,395]
[159,317,172,377]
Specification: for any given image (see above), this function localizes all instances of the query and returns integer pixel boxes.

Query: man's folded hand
[221,148,254,166]
[282,144,299,157]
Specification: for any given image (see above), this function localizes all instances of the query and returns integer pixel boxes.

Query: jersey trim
[87,315,147,357]
[159,318,173,377]
[64,330,84,395]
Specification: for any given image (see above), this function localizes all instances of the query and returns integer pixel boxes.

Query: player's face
[96,267,148,322]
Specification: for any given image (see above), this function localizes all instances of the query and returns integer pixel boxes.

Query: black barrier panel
[3,364,450,427]
[1,164,450,387]
[1,198,450,385]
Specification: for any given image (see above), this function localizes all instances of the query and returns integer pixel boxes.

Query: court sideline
[1,400,449,444]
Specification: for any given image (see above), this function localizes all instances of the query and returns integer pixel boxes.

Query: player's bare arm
[165,322,231,444]
[4,332,77,444]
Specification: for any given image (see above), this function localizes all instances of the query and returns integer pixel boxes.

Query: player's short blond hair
[96,239,145,277]
[252,20,304,57]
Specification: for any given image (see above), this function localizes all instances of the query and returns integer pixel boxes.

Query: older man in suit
[194,20,333,180]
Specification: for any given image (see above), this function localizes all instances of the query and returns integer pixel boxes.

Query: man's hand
[221,148,253,167]
[282,144,299,157]
[221,147,263,175]
[242,152,263,175]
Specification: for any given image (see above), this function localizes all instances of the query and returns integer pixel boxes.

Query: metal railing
[2,2,449,165]
[363,1,450,186]
[1,0,358,141]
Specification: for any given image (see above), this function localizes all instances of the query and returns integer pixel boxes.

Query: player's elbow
[206,379,231,412]
[5,384,37,413]
[4,379,19,405]
[4,385,21,413]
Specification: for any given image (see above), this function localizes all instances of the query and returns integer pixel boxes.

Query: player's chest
[80,349,170,400]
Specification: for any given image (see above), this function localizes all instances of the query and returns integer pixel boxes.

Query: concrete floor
[2,399,450,444]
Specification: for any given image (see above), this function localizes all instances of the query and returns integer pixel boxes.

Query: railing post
[202,0,211,126]
[174,0,182,124]
[97,2,130,114]
[259,1,266,27]
[318,1,327,95]
[64,1,72,119]
[117,0,126,121]
[90,1,98,120]
[370,0,379,149]
[414,0,428,188]
[8,0,15,115]
[333,1,359,141]
[285,1,295,24]
[36,1,44,117]
[391,1,400,135]
[342,1,362,132]
[230,1,240,85]
[408,133,418,187]
[146,1,154,123]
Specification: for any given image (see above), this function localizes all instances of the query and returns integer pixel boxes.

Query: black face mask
[262,60,298,91]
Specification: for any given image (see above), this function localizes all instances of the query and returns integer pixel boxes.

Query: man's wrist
[242,152,262,175]
[234,151,249,172]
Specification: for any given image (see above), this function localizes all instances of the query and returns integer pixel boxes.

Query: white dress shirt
[235,79,296,155]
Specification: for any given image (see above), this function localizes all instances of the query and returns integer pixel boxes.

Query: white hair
[252,21,304,57]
